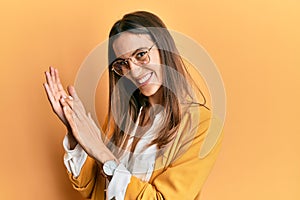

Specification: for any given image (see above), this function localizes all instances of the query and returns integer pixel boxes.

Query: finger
[45,71,55,95]
[62,99,80,126]
[61,95,74,109]
[54,68,67,95]
[50,66,56,85]
[67,85,79,101]
[43,82,56,104]
[87,112,92,120]
[62,105,85,146]
[45,68,61,101]
[60,96,84,121]
[48,67,68,102]
[67,86,86,113]
[63,105,77,132]
[60,96,72,109]
[54,68,59,83]
[50,67,60,94]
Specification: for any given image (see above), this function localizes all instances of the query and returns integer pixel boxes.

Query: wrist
[94,145,117,164]
[96,149,116,164]
[66,132,77,150]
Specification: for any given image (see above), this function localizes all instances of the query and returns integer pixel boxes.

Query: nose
[128,60,142,78]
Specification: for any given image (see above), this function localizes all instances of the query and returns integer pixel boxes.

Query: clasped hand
[43,67,115,164]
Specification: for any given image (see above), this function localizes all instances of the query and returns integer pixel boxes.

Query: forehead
[112,32,153,58]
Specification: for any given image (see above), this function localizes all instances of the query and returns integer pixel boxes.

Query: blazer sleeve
[124,108,223,200]
[67,156,105,199]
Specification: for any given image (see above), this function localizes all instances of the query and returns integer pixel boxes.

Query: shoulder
[180,104,211,134]
[177,103,223,158]
[181,103,223,158]
[163,104,211,161]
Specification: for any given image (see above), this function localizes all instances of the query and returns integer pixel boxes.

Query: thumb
[67,85,79,100]
[67,85,86,113]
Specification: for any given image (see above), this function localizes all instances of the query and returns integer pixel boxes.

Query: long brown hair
[103,11,207,155]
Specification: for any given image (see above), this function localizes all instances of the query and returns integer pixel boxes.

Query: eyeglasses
[111,42,157,76]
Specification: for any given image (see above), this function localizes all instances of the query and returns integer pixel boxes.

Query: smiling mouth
[136,72,153,85]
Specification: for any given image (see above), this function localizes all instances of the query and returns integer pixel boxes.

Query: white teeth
[137,73,152,84]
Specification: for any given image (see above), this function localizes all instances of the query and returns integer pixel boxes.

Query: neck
[148,86,164,106]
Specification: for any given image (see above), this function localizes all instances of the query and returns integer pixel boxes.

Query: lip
[135,72,153,87]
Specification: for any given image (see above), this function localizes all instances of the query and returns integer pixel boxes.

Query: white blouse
[63,108,164,200]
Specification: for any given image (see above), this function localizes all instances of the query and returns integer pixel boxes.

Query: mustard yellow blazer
[67,105,223,199]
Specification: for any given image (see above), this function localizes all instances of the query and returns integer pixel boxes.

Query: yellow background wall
[0,0,299,199]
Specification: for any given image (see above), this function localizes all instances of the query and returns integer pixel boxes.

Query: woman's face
[112,32,163,99]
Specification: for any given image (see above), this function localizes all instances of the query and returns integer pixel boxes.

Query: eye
[119,60,128,66]
[136,50,147,59]
[113,60,128,71]
[114,60,128,67]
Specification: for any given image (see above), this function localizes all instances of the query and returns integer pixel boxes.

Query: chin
[140,84,161,97]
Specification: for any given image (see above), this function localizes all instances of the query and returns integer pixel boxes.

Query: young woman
[44,11,222,200]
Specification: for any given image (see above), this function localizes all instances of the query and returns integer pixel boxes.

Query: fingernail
[68,96,73,100]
